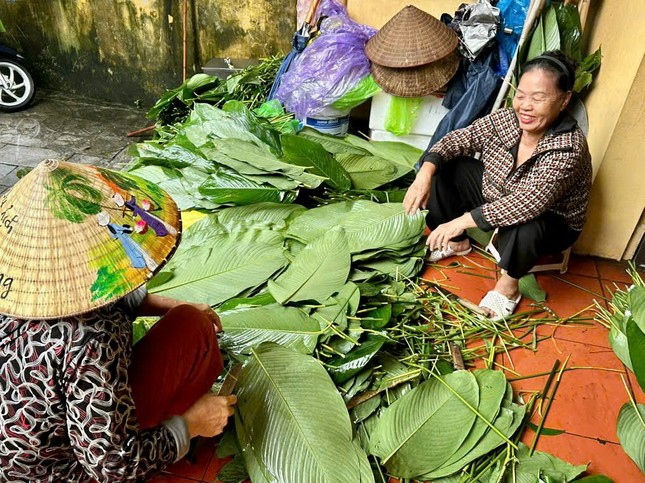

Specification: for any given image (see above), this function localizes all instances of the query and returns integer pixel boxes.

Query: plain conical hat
[0,160,181,320]
[371,50,460,98]
[365,5,458,68]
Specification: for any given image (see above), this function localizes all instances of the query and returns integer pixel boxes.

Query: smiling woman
[403,50,592,320]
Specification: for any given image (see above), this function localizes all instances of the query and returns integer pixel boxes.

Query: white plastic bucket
[303,115,350,137]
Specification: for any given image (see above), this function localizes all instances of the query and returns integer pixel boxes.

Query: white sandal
[426,246,472,263]
[479,290,522,319]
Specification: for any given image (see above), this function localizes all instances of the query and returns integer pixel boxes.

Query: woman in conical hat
[0,160,236,481]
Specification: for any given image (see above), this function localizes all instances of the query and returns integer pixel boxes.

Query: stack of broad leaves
[368,370,526,481]
[285,200,427,281]
[132,79,605,482]
[128,102,327,211]
[233,343,374,483]
[147,56,284,126]
[597,267,645,475]
[298,128,421,194]
[128,102,425,213]
[524,2,601,92]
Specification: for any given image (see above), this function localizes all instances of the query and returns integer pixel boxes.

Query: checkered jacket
[422,108,592,231]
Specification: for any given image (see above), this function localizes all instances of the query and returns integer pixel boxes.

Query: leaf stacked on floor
[235,343,374,483]
[286,200,426,280]
[148,202,301,304]
[369,370,526,480]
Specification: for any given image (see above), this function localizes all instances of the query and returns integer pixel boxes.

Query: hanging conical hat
[0,159,182,320]
[365,5,458,68]
[371,50,460,98]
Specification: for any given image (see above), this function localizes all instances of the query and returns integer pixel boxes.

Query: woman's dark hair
[521,50,578,92]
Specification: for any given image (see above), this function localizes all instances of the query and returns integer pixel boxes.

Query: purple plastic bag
[275,0,376,119]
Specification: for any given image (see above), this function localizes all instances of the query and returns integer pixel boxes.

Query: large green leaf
[511,443,587,483]
[219,304,320,356]
[555,3,582,61]
[336,153,411,190]
[235,343,374,483]
[609,320,633,370]
[235,411,275,483]
[326,334,387,384]
[298,128,371,156]
[286,201,426,254]
[543,7,561,52]
[215,138,324,188]
[344,135,423,168]
[313,282,361,331]
[198,169,297,205]
[149,230,287,305]
[627,320,645,393]
[617,402,645,473]
[527,16,546,61]
[214,202,306,231]
[629,286,645,331]
[353,257,423,280]
[222,100,283,156]
[425,399,526,479]
[519,274,547,302]
[370,371,479,478]
[269,226,351,304]
[216,457,249,483]
[440,371,507,466]
[281,134,352,190]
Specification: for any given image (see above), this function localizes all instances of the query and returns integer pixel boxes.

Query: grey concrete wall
[0,0,294,106]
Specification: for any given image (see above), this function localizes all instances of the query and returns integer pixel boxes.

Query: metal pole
[183,0,188,82]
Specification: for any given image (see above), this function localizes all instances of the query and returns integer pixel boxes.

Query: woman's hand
[183,393,237,438]
[403,162,436,215]
[427,213,477,251]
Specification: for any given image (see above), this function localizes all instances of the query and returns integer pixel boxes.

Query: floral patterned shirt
[0,291,181,482]
[422,108,592,231]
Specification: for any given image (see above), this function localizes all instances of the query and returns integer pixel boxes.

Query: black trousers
[426,156,580,279]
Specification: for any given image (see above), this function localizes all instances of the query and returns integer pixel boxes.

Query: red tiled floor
[423,254,645,483]
[596,258,635,284]
[566,255,600,279]
[161,437,218,481]
[520,432,645,481]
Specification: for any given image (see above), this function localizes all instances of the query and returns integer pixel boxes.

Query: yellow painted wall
[575,55,645,259]
[581,1,645,178]
[573,1,645,259]
[347,0,464,28]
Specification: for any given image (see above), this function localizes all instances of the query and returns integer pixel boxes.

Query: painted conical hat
[0,159,182,320]
[371,50,460,98]
[365,5,458,68]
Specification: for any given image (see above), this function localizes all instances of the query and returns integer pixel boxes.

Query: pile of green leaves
[524,2,601,93]
[130,86,604,481]
[128,102,419,212]
[147,55,284,126]
[597,267,645,474]
[370,370,526,480]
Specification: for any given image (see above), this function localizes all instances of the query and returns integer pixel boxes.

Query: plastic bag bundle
[275,0,376,119]
[385,97,423,136]
[496,0,530,71]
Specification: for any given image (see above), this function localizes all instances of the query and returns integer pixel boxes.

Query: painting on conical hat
[0,159,181,320]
